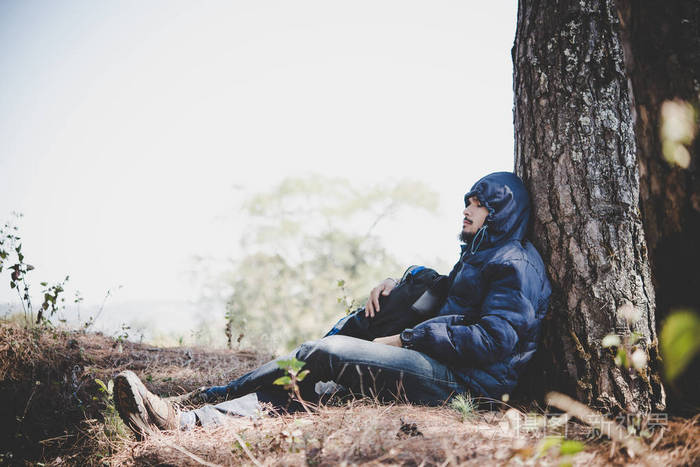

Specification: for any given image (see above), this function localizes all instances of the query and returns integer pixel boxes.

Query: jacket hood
[463,172,531,252]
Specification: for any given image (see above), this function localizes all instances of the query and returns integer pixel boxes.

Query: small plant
[224,306,248,350]
[38,277,69,323]
[602,302,648,372]
[1,214,71,325]
[115,324,130,343]
[273,357,312,413]
[279,428,304,453]
[1,214,35,322]
[449,393,476,422]
[94,378,128,439]
[84,286,122,330]
[113,324,130,352]
[336,279,357,315]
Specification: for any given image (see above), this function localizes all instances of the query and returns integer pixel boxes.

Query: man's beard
[459,229,474,243]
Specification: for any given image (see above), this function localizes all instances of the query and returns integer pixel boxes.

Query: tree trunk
[617,0,700,411]
[513,0,665,413]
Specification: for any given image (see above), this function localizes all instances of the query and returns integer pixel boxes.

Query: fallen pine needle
[161,437,223,467]
[545,391,652,465]
[232,431,263,467]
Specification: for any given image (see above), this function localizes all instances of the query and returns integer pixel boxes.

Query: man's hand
[373,334,401,347]
[365,278,397,318]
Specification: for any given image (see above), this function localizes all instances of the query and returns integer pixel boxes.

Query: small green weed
[273,357,312,413]
[94,378,128,439]
[0,213,70,324]
[601,302,648,373]
[336,279,357,315]
[449,393,476,422]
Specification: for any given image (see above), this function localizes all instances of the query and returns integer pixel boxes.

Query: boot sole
[114,371,154,440]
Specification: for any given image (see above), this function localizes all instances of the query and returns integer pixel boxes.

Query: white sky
[0,1,517,312]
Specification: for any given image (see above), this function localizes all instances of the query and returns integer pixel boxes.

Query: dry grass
[0,321,271,465]
[651,414,700,465]
[1,321,698,466]
[104,400,699,466]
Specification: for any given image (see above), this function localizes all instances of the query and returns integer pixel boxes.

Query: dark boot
[114,370,178,439]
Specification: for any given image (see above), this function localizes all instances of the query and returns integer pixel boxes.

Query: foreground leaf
[660,310,700,382]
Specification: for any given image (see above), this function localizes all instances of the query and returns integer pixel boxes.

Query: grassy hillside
[0,322,270,465]
[0,321,697,466]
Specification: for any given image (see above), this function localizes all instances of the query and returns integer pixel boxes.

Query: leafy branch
[336,279,357,316]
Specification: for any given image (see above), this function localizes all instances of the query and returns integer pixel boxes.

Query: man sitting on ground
[115,172,551,437]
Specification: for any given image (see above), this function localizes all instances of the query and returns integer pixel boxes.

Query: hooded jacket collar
[462,172,531,254]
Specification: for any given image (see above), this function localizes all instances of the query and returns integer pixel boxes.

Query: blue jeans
[181,335,469,428]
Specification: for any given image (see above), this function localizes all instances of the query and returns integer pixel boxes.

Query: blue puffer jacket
[402,172,551,399]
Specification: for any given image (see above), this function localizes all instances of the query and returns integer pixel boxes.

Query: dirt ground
[0,322,698,466]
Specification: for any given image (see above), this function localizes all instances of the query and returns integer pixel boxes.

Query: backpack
[324,265,449,340]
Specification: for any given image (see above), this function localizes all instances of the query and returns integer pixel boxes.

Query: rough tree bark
[513,0,665,413]
[617,0,700,409]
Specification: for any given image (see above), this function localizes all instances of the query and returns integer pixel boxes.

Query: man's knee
[297,335,357,361]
